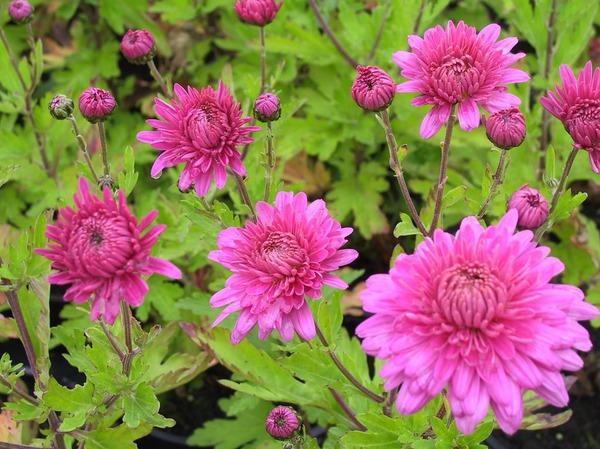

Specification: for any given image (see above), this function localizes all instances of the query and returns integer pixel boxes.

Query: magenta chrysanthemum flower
[35,178,182,324]
[482,107,526,150]
[508,184,549,229]
[540,61,600,173]
[393,21,530,139]
[137,82,261,197]
[208,191,358,344]
[357,210,598,435]
[120,29,157,65]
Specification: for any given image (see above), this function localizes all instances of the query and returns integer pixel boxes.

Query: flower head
[357,210,598,435]
[482,107,526,150]
[351,65,396,112]
[265,406,301,440]
[208,191,358,344]
[508,185,549,229]
[234,0,283,26]
[394,21,530,139]
[137,82,261,197]
[254,92,281,122]
[79,88,117,124]
[540,62,600,173]
[8,0,33,23]
[120,29,157,65]
[35,178,182,324]
[49,94,74,120]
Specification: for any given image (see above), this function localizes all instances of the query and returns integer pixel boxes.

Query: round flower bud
[234,0,283,27]
[49,94,74,120]
[8,0,33,24]
[482,107,526,150]
[508,184,549,229]
[265,406,301,440]
[120,29,157,65]
[351,65,396,112]
[254,93,281,122]
[78,88,117,124]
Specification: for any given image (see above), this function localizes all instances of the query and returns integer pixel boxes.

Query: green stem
[262,121,275,202]
[428,105,457,235]
[315,322,385,403]
[476,149,509,220]
[234,173,256,221]
[68,115,100,184]
[147,59,171,99]
[380,109,428,236]
[534,147,579,241]
[327,387,367,431]
[259,26,267,93]
[96,121,110,177]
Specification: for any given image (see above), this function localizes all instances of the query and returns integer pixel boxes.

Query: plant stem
[383,388,398,418]
[537,0,558,180]
[68,115,100,184]
[0,442,50,449]
[96,121,110,177]
[99,319,125,360]
[147,59,171,100]
[314,323,385,403]
[476,149,509,220]
[327,387,367,431]
[0,375,39,405]
[380,109,428,236]
[121,302,133,354]
[234,173,256,221]
[429,105,456,235]
[259,26,267,93]
[307,0,360,68]
[367,1,391,62]
[262,122,275,202]
[198,198,228,229]
[534,147,579,241]
[0,27,53,179]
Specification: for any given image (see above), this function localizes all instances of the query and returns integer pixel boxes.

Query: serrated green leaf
[122,383,174,428]
[481,163,492,197]
[442,186,467,210]
[393,213,421,237]
[44,378,95,414]
[83,423,153,449]
[0,164,19,189]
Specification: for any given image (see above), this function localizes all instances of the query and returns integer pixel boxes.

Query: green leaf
[0,164,19,189]
[551,189,587,223]
[83,423,153,449]
[462,421,494,445]
[442,186,467,210]
[117,146,138,196]
[545,145,556,183]
[122,383,175,428]
[393,213,421,237]
[44,378,95,414]
[340,413,416,448]
[481,163,492,197]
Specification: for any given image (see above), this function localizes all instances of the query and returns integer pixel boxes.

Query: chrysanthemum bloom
[137,82,261,197]
[254,92,281,122]
[35,178,182,324]
[234,0,283,26]
[208,191,358,344]
[120,29,157,65]
[79,88,117,124]
[540,61,600,173]
[351,65,396,112]
[8,0,33,23]
[393,21,530,139]
[482,107,526,150]
[265,406,301,440]
[357,209,598,435]
[49,94,74,121]
[508,185,549,229]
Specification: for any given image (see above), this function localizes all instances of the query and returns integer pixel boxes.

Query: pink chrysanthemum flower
[208,191,358,344]
[35,178,182,324]
[265,406,301,440]
[540,61,600,173]
[357,210,598,435]
[393,21,530,139]
[137,82,261,197]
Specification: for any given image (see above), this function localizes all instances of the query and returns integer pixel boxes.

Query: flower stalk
[477,148,510,220]
[147,59,171,99]
[67,115,100,184]
[96,121,110,177]
[263,122,275,202]
[234,173,257,221]
[259,26,267,93]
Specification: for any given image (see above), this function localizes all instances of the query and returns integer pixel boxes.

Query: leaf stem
[307,0,360,68]
[147,59,171,100]
[328,387,367,431]
[96,121,110,177]
[0,374,39,405]
[263,122,275,202]
[314,322,384,403]
[476,149,509,220]
[429,105,456,235]
[380,109,428,236]
[67,115,100,184]
[234,173,256,221]
[534,147,579,241]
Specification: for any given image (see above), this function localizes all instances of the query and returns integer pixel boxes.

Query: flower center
[430,54,480,103]
[525,193,540,208]
[186,103,226,150]
[436,262,506,329]
[260,231,307,269]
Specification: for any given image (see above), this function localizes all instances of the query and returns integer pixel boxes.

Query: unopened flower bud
[254,93,281,122]
[49,94,74,120]
[120,29,157,65]
[79,88,117,124]
[265,406,301,441]
[482,107,526,150]
[98,175,114,190]
[8,0,33,24]
[351,65,396,112]
[234,0,283,27]
[508,185,549,229]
